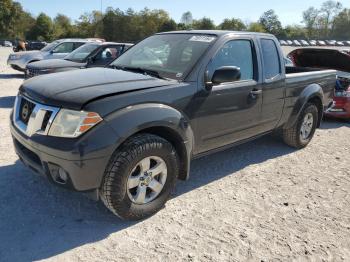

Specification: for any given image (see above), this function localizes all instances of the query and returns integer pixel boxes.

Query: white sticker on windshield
[189,36,216,43]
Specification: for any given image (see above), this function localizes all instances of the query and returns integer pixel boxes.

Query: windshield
[111,34,217,80]
[41,41,60,52]
[65,44,99,62]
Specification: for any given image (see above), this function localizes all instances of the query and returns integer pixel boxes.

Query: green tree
[284,25,307,39]
[159,19,177,32]
[76,11,103,38]
[192,17,215,30]
[28,13,54,41]
[303,7,319,38]
[247,22,266,33]
[258,9,283,36]
[53,14,74,38]
[0,0,32,38]
[320,0,342,37]
[181,11,193,26]
[219,18,246,31]
[332,8,350,39]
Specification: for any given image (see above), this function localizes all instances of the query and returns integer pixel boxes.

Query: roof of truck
[157,30,274,38]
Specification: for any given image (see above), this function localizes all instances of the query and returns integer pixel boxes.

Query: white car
[309,40,317,46]
[7,39,95,72]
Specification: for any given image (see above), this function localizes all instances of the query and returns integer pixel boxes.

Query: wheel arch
[135,126,190,181]
[284,84,324,129]
[105,103,194,181]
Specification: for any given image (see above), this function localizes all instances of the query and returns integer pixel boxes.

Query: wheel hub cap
[127,156,167,205]
[300,113,314,141]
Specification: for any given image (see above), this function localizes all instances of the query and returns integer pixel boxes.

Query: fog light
[58,168,68,182]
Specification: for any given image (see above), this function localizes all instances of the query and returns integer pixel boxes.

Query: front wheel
[283,103,319,149]
[100,134,179,220]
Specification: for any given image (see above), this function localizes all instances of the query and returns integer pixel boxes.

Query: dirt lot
[0,47,349,262]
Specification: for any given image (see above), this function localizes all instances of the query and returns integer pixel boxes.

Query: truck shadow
[0,96,16,108]
[320,118,350,129]
[0,73,24,79]
[0,135,295,261]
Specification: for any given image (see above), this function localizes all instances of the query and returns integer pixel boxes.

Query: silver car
[7,39,94,72]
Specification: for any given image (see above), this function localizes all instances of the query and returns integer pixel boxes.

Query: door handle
[250,89,262,95]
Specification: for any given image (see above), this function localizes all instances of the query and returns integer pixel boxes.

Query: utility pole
[100,0,103,14]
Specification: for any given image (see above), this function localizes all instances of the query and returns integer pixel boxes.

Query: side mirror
[211,66,241,85]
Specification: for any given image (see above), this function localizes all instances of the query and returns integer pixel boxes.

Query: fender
[284,84,324,129]
[104,103,194,180]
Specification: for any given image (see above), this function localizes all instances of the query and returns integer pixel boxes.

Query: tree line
[0,0,349,42]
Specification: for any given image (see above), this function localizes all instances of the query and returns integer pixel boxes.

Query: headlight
[9,54,21,59]
[48,109,102,138]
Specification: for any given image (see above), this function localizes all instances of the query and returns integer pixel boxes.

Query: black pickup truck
[10,31,336,220]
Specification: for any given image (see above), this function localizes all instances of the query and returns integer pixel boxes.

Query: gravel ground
[0,47,349,262]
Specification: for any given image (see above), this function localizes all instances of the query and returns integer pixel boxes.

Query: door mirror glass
[212,66,241,85]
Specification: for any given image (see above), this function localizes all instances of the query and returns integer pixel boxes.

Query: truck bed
[283,66,336,121]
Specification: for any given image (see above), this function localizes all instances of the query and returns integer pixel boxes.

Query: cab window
[260,39,281,80]
[207,40,254,81]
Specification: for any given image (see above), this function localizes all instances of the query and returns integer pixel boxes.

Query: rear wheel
[283,103,318,149]
[100,134,179,220]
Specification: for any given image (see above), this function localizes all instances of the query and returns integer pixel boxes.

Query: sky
[15,0,350,26]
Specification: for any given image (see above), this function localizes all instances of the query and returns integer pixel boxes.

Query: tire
[283,103,319,149]
[100,133,179,220]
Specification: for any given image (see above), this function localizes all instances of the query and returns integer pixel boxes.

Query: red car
[325,78,350,119]
[288,48,350,119]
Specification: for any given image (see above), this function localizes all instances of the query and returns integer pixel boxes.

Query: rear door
[194,38,264,153]
[258,38,286,132]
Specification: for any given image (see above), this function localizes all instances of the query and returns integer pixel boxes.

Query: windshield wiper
[110,65,167,80]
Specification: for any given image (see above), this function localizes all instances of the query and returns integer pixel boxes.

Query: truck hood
[20,68,175,110]
[26,59,84,70]
[288,48,350,74]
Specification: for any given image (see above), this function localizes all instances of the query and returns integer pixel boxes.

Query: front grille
[13,95,60,137]
[41,111,53,130]
[26,68,42,79]
[19,98,35,124]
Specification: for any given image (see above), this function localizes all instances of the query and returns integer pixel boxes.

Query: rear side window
[261,39,281,80]
[74,42,85,50]
[53,42,74,53]
[208,40,254,81]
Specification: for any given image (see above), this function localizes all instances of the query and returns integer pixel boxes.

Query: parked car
[279,40,287,46]
[288,48,350,119]
[309,40,317,46]
[11,31,336,220]
[326,40,337,46]
[26,41,47,51]
[317,40,327,46]
[344,41,350,46]
[0,40,13,47]
[293,40,302,46]
[300,40,310,46]
[286,40,293,46]
[326,78,350,119]
[7,38,96,72]
[336,41,345,46]
[25,42,133,79]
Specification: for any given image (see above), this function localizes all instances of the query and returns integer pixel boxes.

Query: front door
[194,39,263,153]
